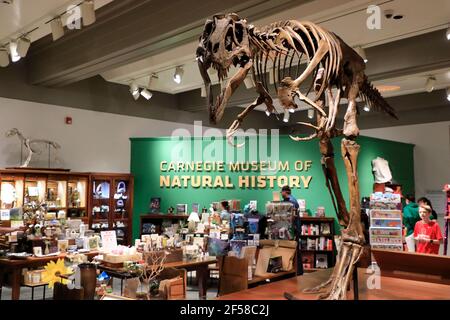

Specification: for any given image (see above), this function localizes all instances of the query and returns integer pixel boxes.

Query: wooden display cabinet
[298,216,337,270]
[0,169,89,224]
[0,169,134,246]
[88,173,134,246]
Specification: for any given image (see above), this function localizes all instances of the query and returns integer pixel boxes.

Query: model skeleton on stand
[5,128,61,168]
[196,13,397,299]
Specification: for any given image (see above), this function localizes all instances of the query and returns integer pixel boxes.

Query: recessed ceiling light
[363,104,371,112]
[393,14,404,20]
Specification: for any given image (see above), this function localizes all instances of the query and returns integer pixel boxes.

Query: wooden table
[0,251,98,300]
[97,256,217,299]
[218,268,450,300]
[163,257,217,299]
[97,265,140,295]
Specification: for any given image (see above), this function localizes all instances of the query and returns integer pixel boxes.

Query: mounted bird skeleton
[197,13,397,300]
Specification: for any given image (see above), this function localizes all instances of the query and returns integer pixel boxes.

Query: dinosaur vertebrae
[248,20,343,100]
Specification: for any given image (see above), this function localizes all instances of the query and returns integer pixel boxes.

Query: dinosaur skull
[196,13,252,124]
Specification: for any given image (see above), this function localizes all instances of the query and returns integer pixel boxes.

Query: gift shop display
[89,174,134,245]
[369,193,403,251]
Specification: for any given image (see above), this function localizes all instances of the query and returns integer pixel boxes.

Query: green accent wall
[130,135,414,240]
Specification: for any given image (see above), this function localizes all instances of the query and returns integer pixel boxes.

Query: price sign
[101,230,117,252]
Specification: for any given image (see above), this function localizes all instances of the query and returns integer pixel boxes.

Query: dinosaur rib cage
[248,20,343,101]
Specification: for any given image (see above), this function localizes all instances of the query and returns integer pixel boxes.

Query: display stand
[368,193,403,251]
[298,217,336,270]
[89,173,134,245]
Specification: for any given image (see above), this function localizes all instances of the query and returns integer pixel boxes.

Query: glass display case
[1,174,23,210]
[89,174,134,245]
[67,177,88,222]
[0,169,133,245]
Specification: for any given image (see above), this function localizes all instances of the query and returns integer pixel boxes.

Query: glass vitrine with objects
[89,174,134,245]
[67,176,88,222]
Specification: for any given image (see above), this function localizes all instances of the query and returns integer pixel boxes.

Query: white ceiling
[101,0,450,100]
[0,0,113,44]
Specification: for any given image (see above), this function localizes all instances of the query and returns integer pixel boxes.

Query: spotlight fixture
[307,109,314,119]
[425,76,436,93]
[244,76,254,89]
[81,1,96,26]
[363,104,371,112]
[9,42,20,62]
[289,108,295,114]
[0,47,9,67]
[16,37,31,58]
[355,46,368,63]
[140,89,153,100]
[447,26,450,41]
[50,17,65,41]
[447,87,450,102]
[283,109,290,123]
[173,66,184,84]
[265,110,271,117]
[129,82,140,100]
[201,86,207,98]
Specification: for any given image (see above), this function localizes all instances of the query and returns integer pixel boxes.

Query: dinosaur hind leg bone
[309,86,365,300]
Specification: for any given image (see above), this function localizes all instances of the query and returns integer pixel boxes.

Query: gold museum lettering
[159,160,313,189]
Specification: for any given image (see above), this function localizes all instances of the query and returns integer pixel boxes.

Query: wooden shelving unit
[89,173,134,246]
[298,216,336,270]
[0,169,134,246]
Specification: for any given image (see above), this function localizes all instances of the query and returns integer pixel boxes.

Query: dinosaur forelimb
[214,60,253,124]
[226,94,265,147]
[295,90,327,117]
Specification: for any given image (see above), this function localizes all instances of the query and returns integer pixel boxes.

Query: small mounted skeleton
[197,13,397,299]
[5,128,61,168]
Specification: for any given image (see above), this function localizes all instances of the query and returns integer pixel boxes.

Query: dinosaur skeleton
[5,128,61,168]
[197,13,397,300]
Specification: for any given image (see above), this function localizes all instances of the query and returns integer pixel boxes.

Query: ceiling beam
[26,0,310,87]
